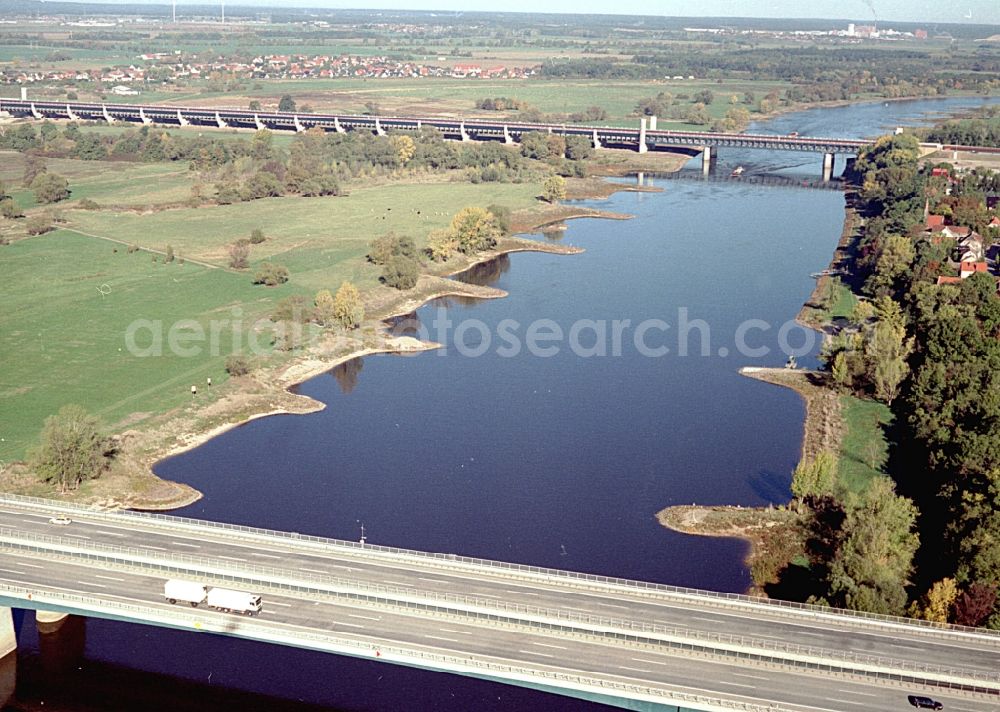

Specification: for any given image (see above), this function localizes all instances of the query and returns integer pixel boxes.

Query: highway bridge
[0,495,998,712]
[0,97,868,179]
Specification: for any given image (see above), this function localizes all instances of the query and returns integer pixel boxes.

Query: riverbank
[1,161,669,509]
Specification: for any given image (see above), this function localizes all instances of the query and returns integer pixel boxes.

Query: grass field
[67,181,542,293]
[837,395,894,497]
[0,229,289,463]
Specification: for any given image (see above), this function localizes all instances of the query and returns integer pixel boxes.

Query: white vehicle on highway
[48,515,72,525]
[163,579,208,607]
[206,587,262,616]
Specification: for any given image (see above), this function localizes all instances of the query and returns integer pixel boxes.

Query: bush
[333,281,364,329]
[31,173,70,204]
[542,175,567,203]
[272,295,314,323]
[228,239,250,269]
[253,262,289,286]
[487,204,512,235]
[368,232,417,265]
[381,255,420,290]
[0,197,22,219]
[25,215,53,235]
[225,354,252,377]
[77,198,100,210]
[30,404,109,492]
[249,227,266,244]
[164,244,175,263]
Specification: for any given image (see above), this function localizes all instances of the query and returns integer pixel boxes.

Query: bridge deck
[0,497,997,711]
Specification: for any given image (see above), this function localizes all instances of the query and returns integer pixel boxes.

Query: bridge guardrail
[0,582,978,712]
[2,493,997,644]
[1,527,998,691]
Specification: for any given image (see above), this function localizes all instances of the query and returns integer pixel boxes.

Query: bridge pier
[592,129,602,150]
[66,104,80,121]
[35,609,69,632]
[253,113,264,131]
[215,111,228,129]
[701,146,714,174]
[374,117,386,137]
[29,103,42,120]
[822,152,835,182]
[294,115,305,133]
[176,109,189,126]
[638,118,648,154]
[102,105,115,123]
[20,87,27,101]
[648,115,657,131]
[0,608,14,659]
[334,116,345,133]
[503,125,514,145]
[460,122,471,142]
[138,108,152,125]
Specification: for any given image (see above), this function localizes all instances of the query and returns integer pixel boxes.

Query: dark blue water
[12,95,999,712]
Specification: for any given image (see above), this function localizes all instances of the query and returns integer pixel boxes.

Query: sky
[55,0,1000,26]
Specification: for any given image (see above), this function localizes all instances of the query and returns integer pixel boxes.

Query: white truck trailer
[163,579,208,607]
[206,587,263,615]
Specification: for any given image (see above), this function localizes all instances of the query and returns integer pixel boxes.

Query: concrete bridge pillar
[138,107,152,125]
[701,146,714,174]
[176,109,189,126]
[374,117,386,136]
[102,105,115,123]
[294,115,305,133]
[416,119,422,131]
[35,610,68,633]
[638,117,648,154]
[333,116,345,133]
[253,113,264,131]
[502,125,514,144]
[648,115,657,131]
[215,111,228,129]
[30,103,43,120]
[592,129,602,150]
[0,607,14,659]
[822,152,835,182]
[460,122,471,142]
[637,172,645,186]
[20,87,27,101]
[66,104,80,121]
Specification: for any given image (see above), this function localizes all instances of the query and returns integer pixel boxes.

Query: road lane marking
[424,635,459,643]
[715,681,754,689]
[0,569,24,575]
[509,590,538,596]
[329,564,353,570]
[63,534,91,540]
[253,553,281,559]
[799,632,825,638]
[171,542,201,549]
[598,603,628,610]
[77,581,107,587]
[12,562,44,569]
[93,530,127,537]
[418,577,448,584]
[382,580,414,587]
[619,666,651,673]
[733,673,770,681]
[824,698,866,707]
[532,642,567,650]
[349,614,381,621]
[94,575,126,582]
[140,545,166,551]
[836,689,878,697]
[690,616,719,623]
[336,622,366,629]
[216,555,247,562]
[631,658,669,666]
[518,650,553,658]
[267,601,291,607]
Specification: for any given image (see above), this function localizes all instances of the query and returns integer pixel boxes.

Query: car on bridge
[48,515,71,525]
[908,695,944,710]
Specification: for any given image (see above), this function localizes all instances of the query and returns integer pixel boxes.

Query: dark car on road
[908,695,943,710]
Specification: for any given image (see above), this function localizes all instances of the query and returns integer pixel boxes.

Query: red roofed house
[959,261,989,279]
[926,214,945,229]
[936,276,962,286]
[931,167,950,178]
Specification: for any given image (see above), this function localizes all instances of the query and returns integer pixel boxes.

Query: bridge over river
[1,97,873,179]
[0,495,997,712]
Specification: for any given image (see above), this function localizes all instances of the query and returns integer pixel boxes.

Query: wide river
[10,96,998,712]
